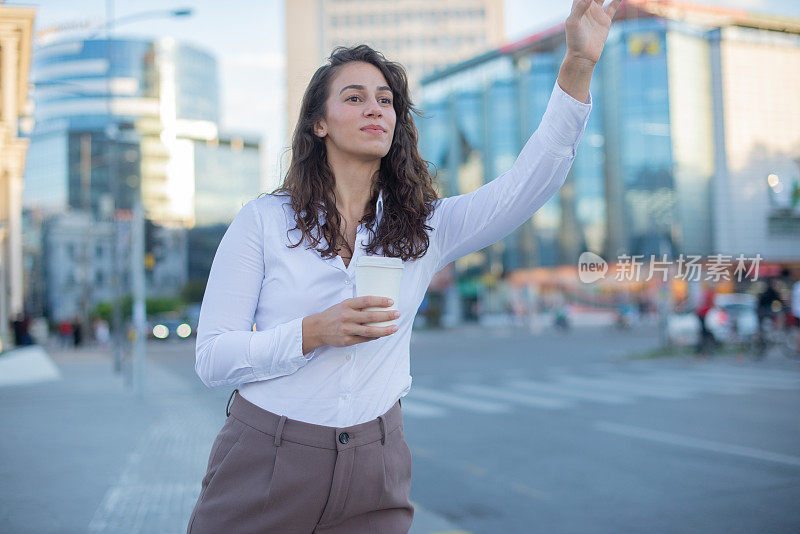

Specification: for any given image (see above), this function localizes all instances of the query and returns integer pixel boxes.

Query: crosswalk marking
[408,387,511,413]
[651,371,787,392]
[711,366,800,382]
[688,370,800,389]
[398,398,448,418]
[596,421,800,468]
[451,383,573,409]
[506,379,634,404]
[398,365,800,419]
[555,375,695,399]
[601,372,749,395]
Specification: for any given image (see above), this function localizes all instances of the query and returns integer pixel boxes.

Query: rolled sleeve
[535,79,593,159]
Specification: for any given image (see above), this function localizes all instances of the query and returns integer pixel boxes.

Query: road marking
[603,372,749,395]
[689,370,800,389]
[557,375,694,399]
[510,481,550,502]
[506,379,633,404]
[458,460,487,477]
[409,387,511,413]
[595,421,800,468]
[652,371,771,392]
[713,365,800,381]
[398,398,448,418]
[452,383,573,409]
[409,445,437,458]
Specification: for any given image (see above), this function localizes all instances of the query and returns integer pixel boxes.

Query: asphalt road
[2,322,797,533]
[152,323,800,534]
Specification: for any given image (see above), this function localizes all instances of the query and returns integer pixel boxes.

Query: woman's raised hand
[313,296,400,349]
[566,0,621,66]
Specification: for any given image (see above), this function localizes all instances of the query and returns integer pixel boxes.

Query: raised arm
[430,77,592,272]
[429,0,618,273]
[194,200,313,388]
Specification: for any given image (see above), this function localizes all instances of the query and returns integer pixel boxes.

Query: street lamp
[101,3,192,393]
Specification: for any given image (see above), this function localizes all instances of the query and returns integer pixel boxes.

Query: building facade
[22,34,261,323]
[25,37,221,225]
[0,3,35,350]
[417,0,800,288]
[285,0,504,143]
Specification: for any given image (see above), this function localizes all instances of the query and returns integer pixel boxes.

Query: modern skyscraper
[285,0,504,143]
[23,35,262,319]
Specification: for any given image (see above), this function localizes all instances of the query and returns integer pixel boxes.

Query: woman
[188,1,618,532]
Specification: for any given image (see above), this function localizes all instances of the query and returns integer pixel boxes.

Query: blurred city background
[1,0,799,533]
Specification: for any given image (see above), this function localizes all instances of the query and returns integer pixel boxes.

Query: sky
[16,0,800,188]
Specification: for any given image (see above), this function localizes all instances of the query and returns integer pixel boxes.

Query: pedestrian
[187,2,617,532]
[756,277,782,355]
[790,269,800,356]
[71,316,83,348]
[695,283,716,357]
[10,312,25,346]
[57,319,73,349]
[20,313,33,345]
[94,318,110,348]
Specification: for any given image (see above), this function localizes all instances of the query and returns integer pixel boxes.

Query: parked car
[667,311,701,346]
[705,293,758,345]
[148,314,194,341]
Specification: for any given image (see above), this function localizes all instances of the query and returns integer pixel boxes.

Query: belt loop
[377,415,386,445]
[226,388,238,417]
[274,415,288,447]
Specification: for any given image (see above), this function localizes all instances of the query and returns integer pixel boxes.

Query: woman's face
[315,61,396,162]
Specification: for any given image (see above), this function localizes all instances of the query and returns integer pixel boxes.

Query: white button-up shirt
[195,80,592,426]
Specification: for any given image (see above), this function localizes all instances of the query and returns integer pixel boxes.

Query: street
[1,323,799,533]
[404,325,800,533]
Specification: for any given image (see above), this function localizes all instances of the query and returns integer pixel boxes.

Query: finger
[356,309,400,324]
[351,295,393,309]
[572,0,590,16]
[353,323,397,338]
[605,0,622,19]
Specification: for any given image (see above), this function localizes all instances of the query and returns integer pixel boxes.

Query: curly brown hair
[266,44,439,262]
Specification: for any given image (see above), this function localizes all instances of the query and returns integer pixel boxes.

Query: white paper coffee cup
[355,256,403,327]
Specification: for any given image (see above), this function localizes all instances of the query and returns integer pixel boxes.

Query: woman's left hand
[565,0,621,65]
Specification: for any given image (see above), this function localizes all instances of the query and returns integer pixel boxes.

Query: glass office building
[23,36,262,309]
[24,37,220,225]
[417,0,800,283]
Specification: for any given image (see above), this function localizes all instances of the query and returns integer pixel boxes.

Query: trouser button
[338,432,349,444]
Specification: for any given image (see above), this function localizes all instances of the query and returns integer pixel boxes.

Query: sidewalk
[0,344,466,534]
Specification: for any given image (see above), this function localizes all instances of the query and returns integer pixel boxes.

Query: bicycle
[755,309,800,361]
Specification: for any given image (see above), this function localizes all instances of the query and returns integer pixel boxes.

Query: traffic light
[144,219,157,270]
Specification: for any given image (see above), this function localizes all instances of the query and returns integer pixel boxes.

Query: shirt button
[346,353,353,361]
[344,279,351,285]
[342,393,350,400]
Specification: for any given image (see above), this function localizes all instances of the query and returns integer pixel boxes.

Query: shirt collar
[316,188,384,228]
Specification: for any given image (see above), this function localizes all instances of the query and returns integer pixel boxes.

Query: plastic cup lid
[356,256,403,268]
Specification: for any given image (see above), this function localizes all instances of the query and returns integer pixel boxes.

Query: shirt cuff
[535,79,593,159]
[247,316,312,378]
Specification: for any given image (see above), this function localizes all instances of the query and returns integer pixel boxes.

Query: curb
[0,345,61,387]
